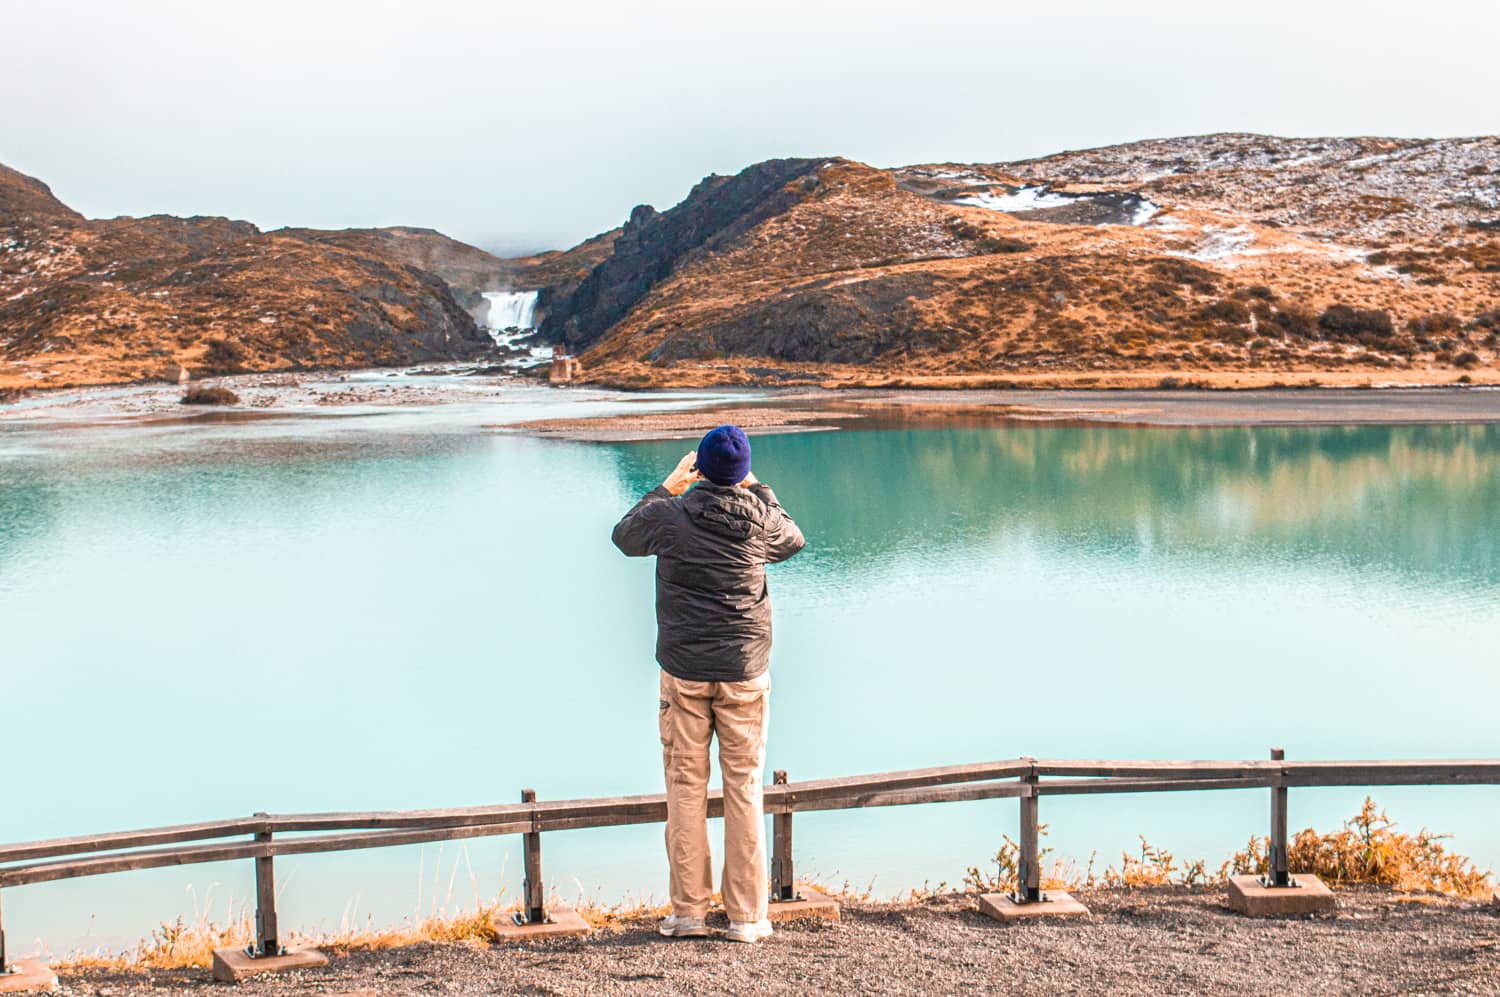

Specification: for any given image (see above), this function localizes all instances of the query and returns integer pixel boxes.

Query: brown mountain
[542,135,1500,388]
[0,165,501,391]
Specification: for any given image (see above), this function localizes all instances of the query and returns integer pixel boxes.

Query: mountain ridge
[4,134,1497,393]
[558,134,1500,387]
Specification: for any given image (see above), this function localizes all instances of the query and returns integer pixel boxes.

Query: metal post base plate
[491,904,589,942]
[0,960,58,994]
[210,946,329,983]
[1226,874,1336,916]
[767,885,841,923]
[978,891,1090,921]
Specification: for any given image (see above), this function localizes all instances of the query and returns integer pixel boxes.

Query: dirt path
[61,887,1500,996]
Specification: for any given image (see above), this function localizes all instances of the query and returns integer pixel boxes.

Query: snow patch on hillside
[1169,226,1256,261]
[955,185,1077,213]
[956,184,1160,226]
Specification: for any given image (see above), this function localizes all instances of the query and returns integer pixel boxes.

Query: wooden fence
[2,751,1498,970]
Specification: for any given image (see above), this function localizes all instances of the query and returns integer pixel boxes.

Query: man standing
[611,425,805,943]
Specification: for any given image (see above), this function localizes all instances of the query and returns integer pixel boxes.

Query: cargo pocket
[745,671,770,755]
[658,677,673,753]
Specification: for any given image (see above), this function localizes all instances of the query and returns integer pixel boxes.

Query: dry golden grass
[963,798,1494,901]
[53,844,678,973]
[1223,797,1493,900]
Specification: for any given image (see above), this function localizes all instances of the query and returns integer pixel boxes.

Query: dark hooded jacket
[611,481,805,682]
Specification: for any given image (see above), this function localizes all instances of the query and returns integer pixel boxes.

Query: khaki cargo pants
[658,670,771,923]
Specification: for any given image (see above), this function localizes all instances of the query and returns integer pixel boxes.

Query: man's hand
[738,471,759,488]
[662,451,702,496]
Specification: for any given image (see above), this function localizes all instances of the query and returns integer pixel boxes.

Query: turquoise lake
[2,387,1499,953]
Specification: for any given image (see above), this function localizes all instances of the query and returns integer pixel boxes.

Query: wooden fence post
[1015,770,1041,904]
[771,770,795,902]
[521,790,545,925]
[764,770,840,922]
[253,814,279,957]
[1225,746,1333,914]
[209,815,329,982]
[1,884,9,975]
[491,788,588,940]
[1267,748,1290,889]
[977,762,1087,920]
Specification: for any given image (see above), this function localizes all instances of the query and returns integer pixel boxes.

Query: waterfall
[482,290,539,333]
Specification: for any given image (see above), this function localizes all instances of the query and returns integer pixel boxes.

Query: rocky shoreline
[6,362,1500,433]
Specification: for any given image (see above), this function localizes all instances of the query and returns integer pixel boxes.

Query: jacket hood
[682,483,765,540]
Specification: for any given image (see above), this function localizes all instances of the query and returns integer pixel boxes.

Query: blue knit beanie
[696,425,752,486]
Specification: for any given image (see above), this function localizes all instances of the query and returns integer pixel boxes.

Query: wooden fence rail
[2,753,1498,975]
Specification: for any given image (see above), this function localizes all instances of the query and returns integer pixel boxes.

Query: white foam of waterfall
[482,290,539,333]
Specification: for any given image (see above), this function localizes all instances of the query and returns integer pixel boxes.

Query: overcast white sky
[3,0,1497,255]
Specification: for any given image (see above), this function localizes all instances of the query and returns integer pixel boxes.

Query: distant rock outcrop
[539,158,827,351]
[0,163,83,223]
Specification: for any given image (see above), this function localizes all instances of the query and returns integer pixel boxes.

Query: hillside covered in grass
[542,135,1500,388]
[0,164,510,391]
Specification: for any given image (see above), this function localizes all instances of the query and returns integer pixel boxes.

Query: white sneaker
[658,914,708,938]
[726,918,773,943]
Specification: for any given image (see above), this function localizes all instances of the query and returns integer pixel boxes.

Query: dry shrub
[1320,304,1394,341]
[198,337,247,377]
[1094,838,1211,888]
[1259,304,1318,339]
[1201,299,1251,326]
[180,386,240,405]
[962,826,1086,894]
[1227,798,1492,899]
[1150,257,1219,294]
[1410,313,1461,335]
[966,799,1493,900]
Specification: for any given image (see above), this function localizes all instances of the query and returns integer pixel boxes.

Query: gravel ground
[58,886,1500,996]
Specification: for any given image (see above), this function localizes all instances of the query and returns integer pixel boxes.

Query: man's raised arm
[749,483,805,564]
[611,486,672,557]
[612,451,701,557]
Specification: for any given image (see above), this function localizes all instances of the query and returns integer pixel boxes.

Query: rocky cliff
[539,158,825,351]
[558,135,1500,388]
